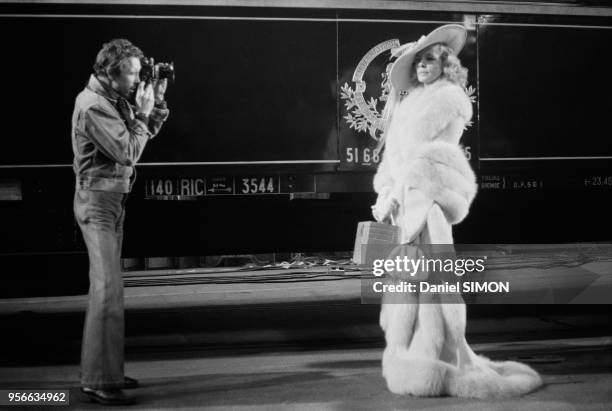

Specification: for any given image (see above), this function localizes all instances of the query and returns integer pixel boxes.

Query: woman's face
[414,45,443,85]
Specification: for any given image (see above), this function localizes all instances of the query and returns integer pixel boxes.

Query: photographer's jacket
[71,75,169,193]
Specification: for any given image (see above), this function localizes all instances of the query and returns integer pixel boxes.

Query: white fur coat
[373,80,543,398]
[373,79,477,242]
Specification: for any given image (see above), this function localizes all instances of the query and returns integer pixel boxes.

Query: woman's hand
[371,194,398,223]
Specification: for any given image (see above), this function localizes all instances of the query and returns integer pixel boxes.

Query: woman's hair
[408,43,468,89]
[93,39,144,78]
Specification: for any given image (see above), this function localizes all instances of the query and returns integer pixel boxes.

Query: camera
[140,57,175,84]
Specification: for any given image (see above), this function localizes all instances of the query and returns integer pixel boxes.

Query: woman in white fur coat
[372,24,543,398]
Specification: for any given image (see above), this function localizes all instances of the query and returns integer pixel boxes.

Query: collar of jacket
[86,74,124,102]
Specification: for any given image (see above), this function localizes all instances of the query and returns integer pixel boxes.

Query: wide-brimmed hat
[389,24,467,91]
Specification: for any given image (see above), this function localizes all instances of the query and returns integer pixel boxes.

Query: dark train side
[0,1,611,297]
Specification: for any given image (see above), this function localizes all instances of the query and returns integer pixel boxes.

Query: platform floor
[1,243,611,315]
[1,245,611,409]
[0,337,611,410]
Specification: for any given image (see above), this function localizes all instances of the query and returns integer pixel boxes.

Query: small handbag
[352,219,400,266]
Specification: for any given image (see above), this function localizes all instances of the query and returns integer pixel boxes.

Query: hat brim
[389,24,467,91]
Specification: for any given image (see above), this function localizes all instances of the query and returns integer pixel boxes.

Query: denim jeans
[74,189,127,389]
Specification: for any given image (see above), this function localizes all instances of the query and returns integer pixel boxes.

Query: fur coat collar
[386,79,473,151]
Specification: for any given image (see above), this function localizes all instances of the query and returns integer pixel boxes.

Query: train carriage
[0,0,611,297]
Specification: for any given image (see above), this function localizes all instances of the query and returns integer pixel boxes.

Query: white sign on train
[345,147,381,165]
[206,176,233,195]
[145,176,280,198]
[146,178,206,197]
[238,176,279,194]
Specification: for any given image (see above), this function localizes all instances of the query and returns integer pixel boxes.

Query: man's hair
[93,38,144,78]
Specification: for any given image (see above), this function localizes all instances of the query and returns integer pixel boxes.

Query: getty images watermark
[371,253,509,294]
[359,244,611,304]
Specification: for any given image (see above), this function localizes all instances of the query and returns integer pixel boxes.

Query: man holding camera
[71,38,170,405]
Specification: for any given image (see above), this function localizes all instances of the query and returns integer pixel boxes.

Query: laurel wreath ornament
[341,38,477,141]
[341,63,393,140]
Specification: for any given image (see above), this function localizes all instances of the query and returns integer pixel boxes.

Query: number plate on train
[145,176,280,198]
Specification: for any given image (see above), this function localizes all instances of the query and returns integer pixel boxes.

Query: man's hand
[135,81,155,116]
[154,78,168,105]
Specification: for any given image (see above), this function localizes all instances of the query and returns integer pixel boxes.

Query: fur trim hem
[382,351,543,398]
